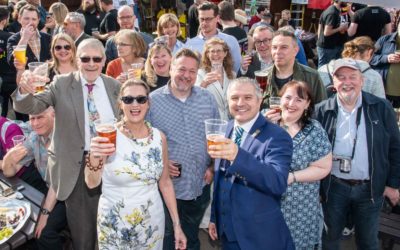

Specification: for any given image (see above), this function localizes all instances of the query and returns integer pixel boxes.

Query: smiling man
[314,58,400,250]
[12,38,120,250]
[147,48,219,250]
[207,77,294,249]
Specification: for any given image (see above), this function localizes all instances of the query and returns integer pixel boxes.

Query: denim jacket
[314,92,400,201]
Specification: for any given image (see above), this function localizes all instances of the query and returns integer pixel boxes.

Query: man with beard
[314,58,400,250]
[76,0,105,36]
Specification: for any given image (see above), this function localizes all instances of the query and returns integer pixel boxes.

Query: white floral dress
[97,126,164,250]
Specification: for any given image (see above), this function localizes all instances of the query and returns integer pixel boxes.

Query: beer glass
[155,35,169,45]
[204,119,228,150]
[254,70,268,92]
[28,62,48,93]
[13,45,27,64]
[94,118,117,146]
[131,63,144,79]
[12,135,26,147]
[269,97,282,113]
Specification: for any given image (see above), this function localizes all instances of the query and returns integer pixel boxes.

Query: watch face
[41,208,50,215]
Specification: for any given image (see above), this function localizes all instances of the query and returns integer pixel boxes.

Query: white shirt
[80,73,115,150]
[232,113,260,147]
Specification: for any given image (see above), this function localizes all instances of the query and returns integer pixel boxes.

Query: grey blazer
[12,71,120,200]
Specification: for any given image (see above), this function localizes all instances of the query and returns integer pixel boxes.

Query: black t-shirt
[100,9,119,34]
[151,75,170,92]
[274,74,293,90]
[188,4,199,38]
[317,5,346,49]
[222,26,248,54]
[77,8,105,36]
[351,6,391,41]
[0,30,17,89]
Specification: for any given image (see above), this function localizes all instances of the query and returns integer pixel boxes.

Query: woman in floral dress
[266,80,332,249]
[85,79,186,249]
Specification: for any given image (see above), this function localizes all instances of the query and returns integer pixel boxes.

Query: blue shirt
[185,30,241,73]
[147,84,220,200]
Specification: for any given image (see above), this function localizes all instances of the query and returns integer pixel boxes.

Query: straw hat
[235,9,247,25]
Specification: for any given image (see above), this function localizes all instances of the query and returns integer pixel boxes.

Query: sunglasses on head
[54,45,72,51]
[121,95,148,104]
[80,56,103,63]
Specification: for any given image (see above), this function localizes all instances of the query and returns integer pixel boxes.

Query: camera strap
[332,105,363,160]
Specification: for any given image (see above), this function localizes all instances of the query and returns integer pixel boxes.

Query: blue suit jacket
[211,114,295,250]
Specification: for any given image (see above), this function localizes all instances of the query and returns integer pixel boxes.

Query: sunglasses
[54,45,72,51]
[80,56,103,63]
[120,95,148,104]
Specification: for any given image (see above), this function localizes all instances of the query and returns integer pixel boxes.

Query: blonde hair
[156,13,182,37]
[49,2,68,26]
[342,36,375,58]
[115,29,147,58]
[144,44,172,87]
[50,33,77,70]
[201,38,234,79]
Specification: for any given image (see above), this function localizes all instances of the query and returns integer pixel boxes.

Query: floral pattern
[97,127,165,249]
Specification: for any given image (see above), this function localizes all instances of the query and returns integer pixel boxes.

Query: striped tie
[86,83,100,137]
[234,126,244,146]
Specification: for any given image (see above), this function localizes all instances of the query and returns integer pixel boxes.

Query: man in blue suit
[208,77,295,250]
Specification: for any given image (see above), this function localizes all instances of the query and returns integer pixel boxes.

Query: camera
[333,155,352,173]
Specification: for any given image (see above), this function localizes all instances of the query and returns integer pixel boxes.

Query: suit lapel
[241,114,267,152]
[71,72,85,140]
[102,75,119,118]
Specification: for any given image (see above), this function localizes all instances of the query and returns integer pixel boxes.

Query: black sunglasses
[121,95,148,104]
[54,45,72,51]
[80,56,103,63]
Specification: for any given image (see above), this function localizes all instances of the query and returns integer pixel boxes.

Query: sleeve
[3,124,24,152]
[385,102,400,188]
[308,121,331,162]
[370,37,389,67]
[6,34,18,70]
[106,60,118,78]
[324,13,338,28]
[105,15,118,33]
[350,11,360,23]
[229,38,242,74]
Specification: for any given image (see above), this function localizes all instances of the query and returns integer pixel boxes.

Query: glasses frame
[120,95,149,105]
[54,45,72,51]
[79,56,103,63]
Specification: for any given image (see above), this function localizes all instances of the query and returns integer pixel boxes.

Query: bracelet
[85,154,104,172]
[291,172,297,183]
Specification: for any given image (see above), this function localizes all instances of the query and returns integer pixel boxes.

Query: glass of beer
[204,119,228,151]
[94,118,117,147]
[269,97,282,113]
[13,45,27,64]
[254,70,268,92]
[28,62,48,93]
[131,63,144,79]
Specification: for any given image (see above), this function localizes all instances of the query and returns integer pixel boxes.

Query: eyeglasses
[254,38,272,46]
[199,17,215,23]
[54,45,72,51]
[118,15,134,20]
[208,49,225,54]
[120,95,148,104]
[80,56,103,63]
[116,42,133,47]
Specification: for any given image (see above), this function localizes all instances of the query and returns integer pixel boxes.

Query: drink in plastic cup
[172,161,182,178]
[28,62,48,93]
[13,45,27,64]
[94,118,117,146]
[269,97,282,113]
[131,63,143,79]
[204,119,228,149]
[12,135,26,147]
[254,70,268,92]
[211,63,222,72]
[155,35,169,45]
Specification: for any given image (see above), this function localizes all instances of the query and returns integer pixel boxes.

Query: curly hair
[342,36,375,59]
[278,80,314,130]
[144,44,172,88]
[201,38,234,79]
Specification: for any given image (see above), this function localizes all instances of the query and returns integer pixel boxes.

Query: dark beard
[83,3,96,13]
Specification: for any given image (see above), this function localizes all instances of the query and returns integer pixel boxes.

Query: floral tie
[86,83,100,137]
[234,126,244,146]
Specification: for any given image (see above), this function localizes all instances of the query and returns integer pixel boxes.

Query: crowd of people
[0,0,399,249]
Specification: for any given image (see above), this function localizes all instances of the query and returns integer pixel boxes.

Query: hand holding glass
[94,118,117,147]
[13,45,27,64]
[130,63,144,80]
[28,62,48,93]
[205,119,227,151]
[12,135,26,147]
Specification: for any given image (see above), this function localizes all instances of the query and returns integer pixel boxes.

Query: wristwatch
[40,208,51,215]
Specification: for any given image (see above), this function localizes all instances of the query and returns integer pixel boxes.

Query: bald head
[117,5,136,30]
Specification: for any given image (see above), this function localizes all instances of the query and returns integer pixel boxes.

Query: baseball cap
[332,58,361,76]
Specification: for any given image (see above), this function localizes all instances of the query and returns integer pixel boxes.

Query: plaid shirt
[27,31,41,61]
[147,84,220,200]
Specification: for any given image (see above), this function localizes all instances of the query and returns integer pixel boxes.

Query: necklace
[121,120,153,146]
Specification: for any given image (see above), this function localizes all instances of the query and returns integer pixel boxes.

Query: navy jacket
[314,92,400,201]
[370,32,398,85]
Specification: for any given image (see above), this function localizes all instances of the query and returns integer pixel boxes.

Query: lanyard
[332,105,363,160]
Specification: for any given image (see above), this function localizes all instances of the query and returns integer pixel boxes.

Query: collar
[336,92,362,114]
[198,30,219,41]
[75,32,85,42]
[80,72,101,86]
[234,113,260,134]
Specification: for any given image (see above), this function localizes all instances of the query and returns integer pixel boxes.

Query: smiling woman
[143,43,172,92]
[48,33,78,81]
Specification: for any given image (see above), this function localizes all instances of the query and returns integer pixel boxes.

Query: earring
[304,109,308,117]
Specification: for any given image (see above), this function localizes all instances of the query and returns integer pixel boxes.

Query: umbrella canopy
[344,0,400,8]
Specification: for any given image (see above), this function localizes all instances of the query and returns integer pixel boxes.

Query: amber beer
[207,134,225,148]
[96,124,117,146]
[270,104,282,113]
[254,70,268,92]
[34,85,45,93]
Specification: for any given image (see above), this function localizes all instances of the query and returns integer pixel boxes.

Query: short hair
[257,6,266,14]
[144,43,172,87]
[115,29,147,58]
[119,78,150,97]
[19,4,39,19]
[281,9,290,16]
[278,80,314,129]
[156,13,181,37]
[253,25,274,37]
[118,5,134,17]
[50,33,77,70]
[227,77,262,99]
[29,106,55,119]
[342,36,375,58]
[49,2,68,26]
[0,5,10,22]
[198,2,219,17]
[218,1,235,22]
[100,0,113,5]
[65,12,85,30]
[278,25,295,34]
[273,30,298,47]
[77,38,105,58]
[172,48,200,67]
